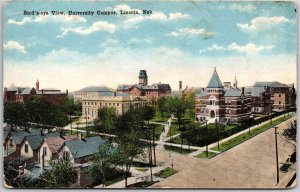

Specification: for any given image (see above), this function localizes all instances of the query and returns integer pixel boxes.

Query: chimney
[42,89,44,94]
[242,87,245,96]
[36,79,39,91]
[114,91,116,97]
[179,81,182,90]
[66,89,68,95]
[40,129,44,136]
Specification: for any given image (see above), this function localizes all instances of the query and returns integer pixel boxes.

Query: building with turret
[195,68,252,123]
[117,70,171,101]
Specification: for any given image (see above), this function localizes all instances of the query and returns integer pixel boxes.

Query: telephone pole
[274,126,279,184]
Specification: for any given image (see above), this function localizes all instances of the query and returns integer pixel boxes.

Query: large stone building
[73,86,114,103]
[253,81,296,112]
[117,70,171,101]
[3,80,68,104]
[81,93,148,121]
[195,68,252,123]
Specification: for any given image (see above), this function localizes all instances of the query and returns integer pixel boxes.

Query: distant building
[73,86,114,103]
[253,81,296,112]
[82,93,147,121]
[117,70,171,101]
[195,68,252,123]
[3,80,68,104]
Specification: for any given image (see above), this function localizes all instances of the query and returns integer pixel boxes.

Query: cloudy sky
[3,1,297,91]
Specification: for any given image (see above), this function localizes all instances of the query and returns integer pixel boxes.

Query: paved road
[150,116,296,189]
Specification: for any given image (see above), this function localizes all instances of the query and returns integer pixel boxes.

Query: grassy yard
[211,114,294,152]
[195,151,218,159]
[127,181,158,188]
[154,167,178,178]
[149,110,169,123]
[164,145,197,154]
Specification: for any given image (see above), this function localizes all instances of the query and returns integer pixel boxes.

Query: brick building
[195,68,252,123]
[117,70,171,101]
[3,80,68,104]
[253,81,296,112]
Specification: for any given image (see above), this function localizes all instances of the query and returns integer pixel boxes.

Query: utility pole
[274,126,279,184]
[270,102,273,125]
[205,120,208,157]
[85,108,88,137]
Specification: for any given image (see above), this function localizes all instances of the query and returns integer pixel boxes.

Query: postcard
[2,0,297,189]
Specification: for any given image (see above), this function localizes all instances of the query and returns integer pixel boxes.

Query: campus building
[117,70,172,101]
[195,68,252,123]
[253,81,296,112]
[73,86,114,103]
[3,80,68,104]
[81,93,148,121]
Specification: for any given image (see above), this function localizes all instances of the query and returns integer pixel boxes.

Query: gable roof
[207,68,224,88]
[45,135,78,153]
[63,136,105,159]
[25,132,60,151]
[10,129,42,145]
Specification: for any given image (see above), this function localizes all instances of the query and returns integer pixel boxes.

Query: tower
[233,76,237,88]
[205,67,224,122]
[36,79,39,91]
[138,70,148,86]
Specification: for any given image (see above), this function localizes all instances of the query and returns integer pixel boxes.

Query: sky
[3,1,297,92]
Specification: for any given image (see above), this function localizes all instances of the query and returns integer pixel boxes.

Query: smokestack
[42,89,44,94]
[242,87,245,96]
[36,79,39,91]
[114,91,116,97]
[66,89,68,95]
[179,81,182,90]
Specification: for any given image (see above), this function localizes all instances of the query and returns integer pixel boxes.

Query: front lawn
[211,114,294,152]
[127,181,158,188]
[154,167,178,178]
[195,151,218,159]
[164,145,197,154]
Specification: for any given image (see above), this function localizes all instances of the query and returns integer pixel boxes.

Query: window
[279,101,281,105]
[25,144,28,154]
[117,103,119,106]
[43,147,47,156]
[279,94,281,97]
[63,151,70,161]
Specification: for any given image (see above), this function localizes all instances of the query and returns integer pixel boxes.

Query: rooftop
[207,68,224,88]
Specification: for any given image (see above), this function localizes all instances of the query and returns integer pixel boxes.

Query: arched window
[209,96,216,106]
[210,110,215,118]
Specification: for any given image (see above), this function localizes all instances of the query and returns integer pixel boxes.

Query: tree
[39,159,77,188]
[94,107,117,136]
[4,102,29,130]
[157,96,168,118]
[88,143,119,187]
[184,92,196,119]
[115,108,147,187]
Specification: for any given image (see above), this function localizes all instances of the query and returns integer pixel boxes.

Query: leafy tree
[4,102,29,130]
[184,92,196,119]
[39,159,77,188]
[115,108,147,187]
[94,107,117,136]
[157,96,168,118]
[88,143,119,187]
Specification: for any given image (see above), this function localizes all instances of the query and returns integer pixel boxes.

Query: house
[38,135,79,164]
[244,87,271,114]
[19,132,60,164]
[58,136,105,164]
[117,70,172,101]
[3,129,42,162]
[195,68,252,123]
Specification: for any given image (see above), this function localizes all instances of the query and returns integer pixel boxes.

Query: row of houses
[3,128,106,186]
[194,68,296,123]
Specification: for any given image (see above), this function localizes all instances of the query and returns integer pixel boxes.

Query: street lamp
[215,119,220,150]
